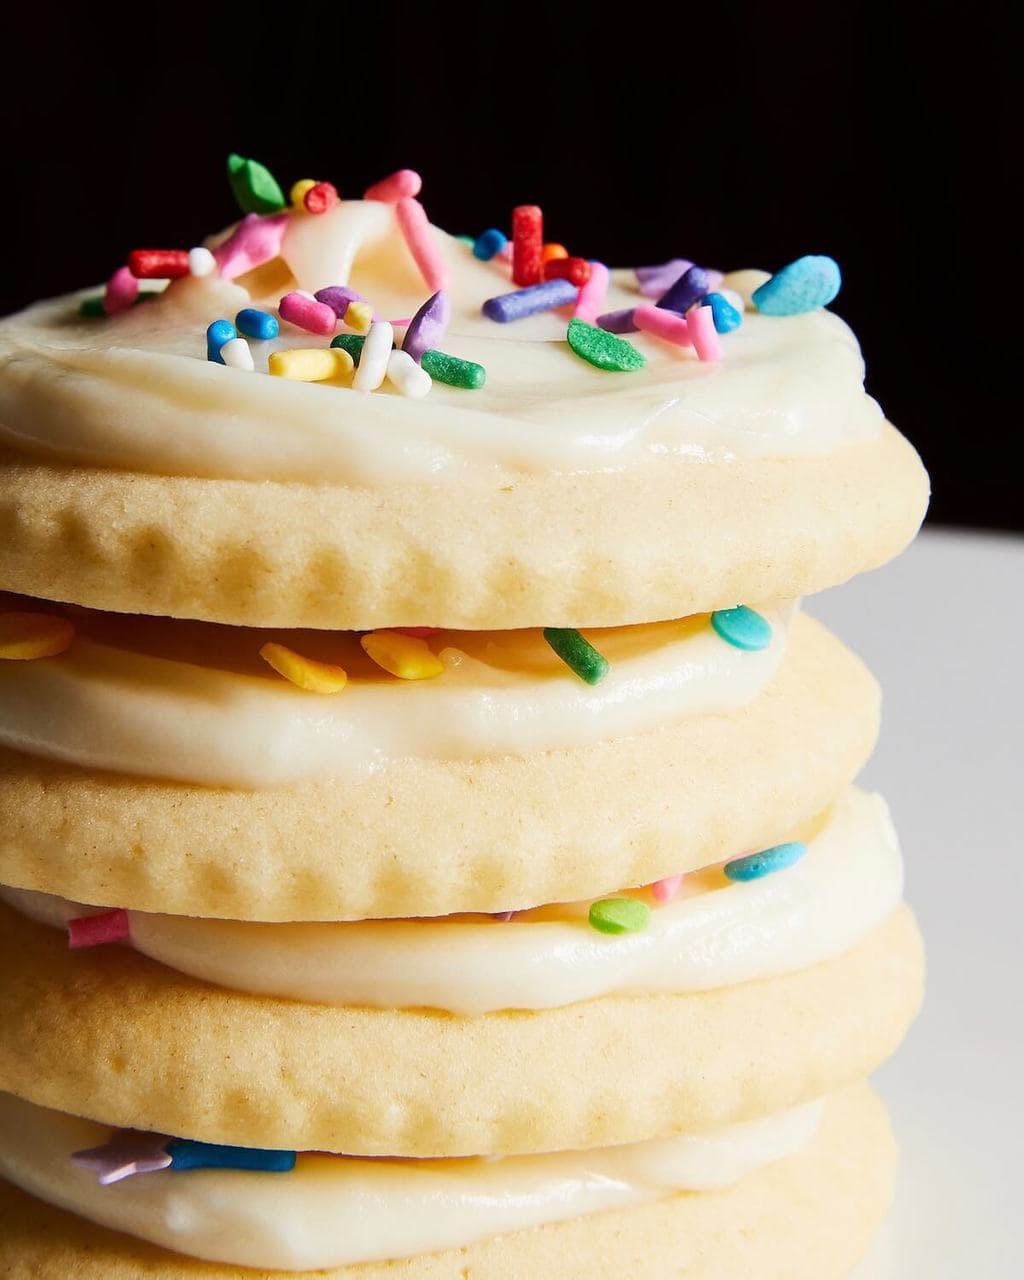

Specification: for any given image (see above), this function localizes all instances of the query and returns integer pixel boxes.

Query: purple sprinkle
[482,279,578,323]
[596,307,638,334]
[314,286,367,318]
[636,258,694,297]
[403,290,451,362]
[657,265,712,314]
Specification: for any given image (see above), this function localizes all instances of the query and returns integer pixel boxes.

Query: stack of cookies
[0,161,928,1278]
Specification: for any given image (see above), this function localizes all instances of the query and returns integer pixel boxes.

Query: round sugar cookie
[0,614,879,920]
[0,902,923,1157]
[0,1084,895,1280]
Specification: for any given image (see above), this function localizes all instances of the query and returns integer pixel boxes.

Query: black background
[2,2,1017,531]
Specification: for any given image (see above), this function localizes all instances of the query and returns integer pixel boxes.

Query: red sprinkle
[512,205,543,287]
[128,249,190,279]
[68,909,131,949]
[543,256,593,287]
[304,181,340,215]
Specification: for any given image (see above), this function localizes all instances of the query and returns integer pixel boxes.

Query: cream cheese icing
[0,599,792,786]
[0,1090,822,1270]
[0,789,902,1012]
[0,200,884,486]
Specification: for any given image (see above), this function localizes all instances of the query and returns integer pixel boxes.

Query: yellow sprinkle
[0,611,75,661]
[345,300,373,334]
[361,631,444,680]
[260,642,348,693]
[267,347,354,382]
[290,179,318,209]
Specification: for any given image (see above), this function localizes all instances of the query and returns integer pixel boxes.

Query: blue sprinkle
[235,308,280,341]
[700,292,743,334]
[724,842,807,882]
[710,606,773,651]
[473,228,508,261]
[167,1139,297,1174]
[752,256,841,316]
[483,279,578,323]
[656,265,710,314]
[596,307,638,334]
[206,319,236,365]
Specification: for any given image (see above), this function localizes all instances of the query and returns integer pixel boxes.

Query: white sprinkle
[386,349,432,399]
[353,320,394,392]
[220,337,254,371]
[188,247,217,277]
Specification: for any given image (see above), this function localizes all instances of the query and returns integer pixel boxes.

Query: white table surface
[809,528,1023,1279]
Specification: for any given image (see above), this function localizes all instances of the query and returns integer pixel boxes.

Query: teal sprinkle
[724,842,807,882]
[710,606,773,652]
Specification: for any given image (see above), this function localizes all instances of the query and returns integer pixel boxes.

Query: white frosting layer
[0,789,901,1012]
[0,603,791,786]
[0,201,884,486]
[0,1090,821,1270]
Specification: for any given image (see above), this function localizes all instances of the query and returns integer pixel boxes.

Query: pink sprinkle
[492,911,516,923]
[651,875,684,904]
[689,303,724,361]
[393,627,443,637]
[395,198,451,292]
[634,305,694,347]
[68,909,131,949]
[103,266,139,315]
[574,262,610,324]
[497,240,514,263]
[279,291,337,336]
[213,213,289,280]
[364,169,423,203]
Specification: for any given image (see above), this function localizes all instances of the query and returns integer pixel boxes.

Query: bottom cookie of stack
[0,1084,892,1280]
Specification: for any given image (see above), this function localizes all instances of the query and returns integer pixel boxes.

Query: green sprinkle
[421,349,487,389]
[456,234,475,246]
[566,317,646,373]
[227,153,287,215]
[330,333,367,364]
[589,897,651,936]
[543,628,609,685]
[78,291,161,318]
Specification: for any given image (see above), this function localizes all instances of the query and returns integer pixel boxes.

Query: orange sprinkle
[259,642,348,693]
[0,611,75,660]
[542,243,569,263]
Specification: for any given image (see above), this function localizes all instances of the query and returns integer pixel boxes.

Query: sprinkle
[752,255,842,315]
[595,308,638,334]
[492,910,517,923]
[128,249,190,280]
[304,180,339,215]
[103,266,138,315]
[710,606,773,651]
[724,841,807,882]
[473,228,508,261]
[290,178,317,208]
[543,256,592,286]
[589,898,651,935]
[213,213,289,280]
[0,611,75,660]
[636,258,693,297]
[651,874,684,904]
[403,290,451,362]
[395,198,450,292]
[633,305,693,347]
[279,291,337,336]
[235,308,280,341]
[657,265,711,314]
[226,153,286,215]
[353,320,395,392]
[512,205,544,286]
[330,333,367,364]
[542,242,569,263]
[219,336,254,371]
[574,262,610,324]
[421,349,486,389]
[386,349,432,398]
[268,347,354,382]
[167,1139,297,1174]
[78,296,107,317]
[73,1131,173,1185]
[542,627,610,684]
[700,291,743,334]
[345,300,374,333]
[187,247,216,277]
[361,631,444,680]
[483,279,577,323]
[68,909,131,949]
[566,318,646,373]
[688,303,724,361]
[497,240,514,262]
[314,286,366,319]
[260,642,348,692]
[719,288,746,315]
[364,169,422,202]
[206,319,236,364]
